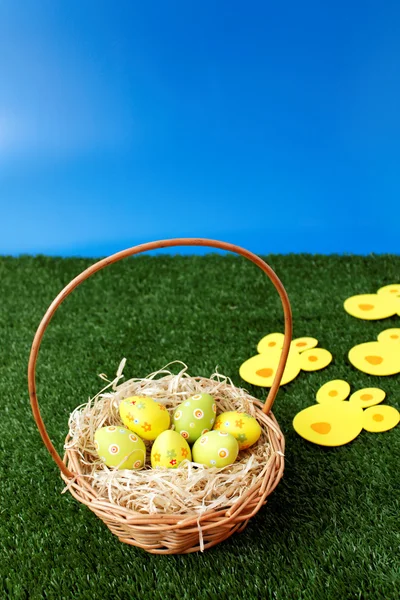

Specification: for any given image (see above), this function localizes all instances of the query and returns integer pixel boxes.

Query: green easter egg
[173,393,216,443]
[192,430,239,468]
[94,426,146,469]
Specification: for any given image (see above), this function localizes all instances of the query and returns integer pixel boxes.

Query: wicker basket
[28,238,292,554]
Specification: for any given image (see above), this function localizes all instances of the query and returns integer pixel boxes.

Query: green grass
[1,253,399,600]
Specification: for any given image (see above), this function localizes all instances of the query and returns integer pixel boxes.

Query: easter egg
[151,430,191,468]
[94,426,146,469]
[173,393,216,443]
[119,396,170,441]
[213,411,261,449]
[192,431,239,468]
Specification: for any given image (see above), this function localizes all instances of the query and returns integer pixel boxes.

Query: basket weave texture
[28,239,292,554]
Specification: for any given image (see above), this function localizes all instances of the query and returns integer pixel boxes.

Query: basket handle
[28,238,292,478]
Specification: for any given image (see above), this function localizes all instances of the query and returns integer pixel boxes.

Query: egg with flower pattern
[173,393,216,443]
[213,411,261,449]
[192,431,239,467]
[94,426,146,469]
[151,430,191,468]
[119,396,170,441]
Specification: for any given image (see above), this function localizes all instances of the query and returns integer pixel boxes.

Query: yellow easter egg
[293,402,363,447]
[192,431,239,467]
[316,379,351,404]
[240,349,301,387]
[119,396,170,441]
[344,294,397,320]
[349,387,386,409]
[362,405,399,433]
[151,430,191,468]
[94,426,146,469]
[348,341,400,376]
[299,348,332,371]
[213,411,261,449]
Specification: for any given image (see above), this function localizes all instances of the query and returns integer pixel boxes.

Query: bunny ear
[291,337,318,353]
[299,348,332,372]
[257,332,284,353]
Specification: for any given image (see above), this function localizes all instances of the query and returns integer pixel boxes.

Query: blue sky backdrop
[0,1,399,256]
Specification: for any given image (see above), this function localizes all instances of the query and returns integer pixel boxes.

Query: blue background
[0,1,399,256]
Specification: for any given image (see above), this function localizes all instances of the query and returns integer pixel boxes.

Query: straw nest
[64,360,282,518]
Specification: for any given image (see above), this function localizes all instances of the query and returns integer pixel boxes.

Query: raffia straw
[65,360,274,520]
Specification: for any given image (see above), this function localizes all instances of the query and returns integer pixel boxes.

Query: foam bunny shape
[240,333,332,387]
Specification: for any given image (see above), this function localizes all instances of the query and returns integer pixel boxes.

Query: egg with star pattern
[151,430,191,468]
[119,396,170,441]
[213,411,261,449]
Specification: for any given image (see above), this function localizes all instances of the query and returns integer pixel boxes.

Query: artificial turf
[1,253,399,600]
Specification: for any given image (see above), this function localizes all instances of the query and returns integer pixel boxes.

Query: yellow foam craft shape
[316,379,351,404]
[349,387,386,409]
[344,294,397,320]
[377,328,400,345]
[239,349,301,387]
[290,337,319,353]
[377,283,400,298]
[257,334,319,355]
[362,405,399,433]
[348,341,400,376]
[257,332,285,353]
[241,333,332,388]
[299,348,333,371]
[377,284,400,316]
[293,402,363,446]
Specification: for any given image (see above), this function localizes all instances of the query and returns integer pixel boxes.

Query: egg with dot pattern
[173,393,216,443]
[192,431,239,468]
[94,426,146,469]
